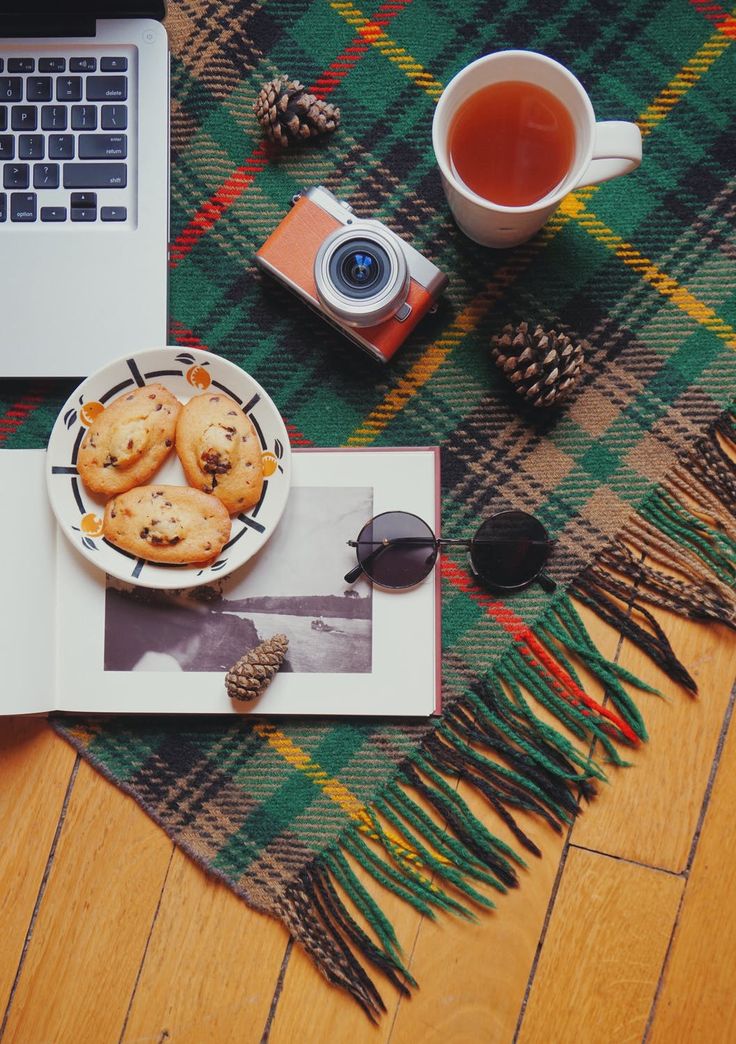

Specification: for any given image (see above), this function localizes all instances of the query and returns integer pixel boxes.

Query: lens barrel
[315,224,409,327]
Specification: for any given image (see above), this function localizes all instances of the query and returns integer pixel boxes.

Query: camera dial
[315,225,409,327]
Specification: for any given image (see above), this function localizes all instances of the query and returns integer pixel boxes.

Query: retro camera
[255,186,448,363]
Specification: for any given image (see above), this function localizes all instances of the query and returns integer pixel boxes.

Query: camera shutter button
[396,302,412,322]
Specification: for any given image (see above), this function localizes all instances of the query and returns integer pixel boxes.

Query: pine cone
[490,322,587,408]
[225,634,289,702]
[254,77,340,147]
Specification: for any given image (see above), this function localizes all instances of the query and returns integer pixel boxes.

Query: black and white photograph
[104,486,374,674]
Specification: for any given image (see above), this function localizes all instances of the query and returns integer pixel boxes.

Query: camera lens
[328,238,392,300]
[342,250,380,289]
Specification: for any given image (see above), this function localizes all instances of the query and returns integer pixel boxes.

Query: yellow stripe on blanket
[253,723,449,875]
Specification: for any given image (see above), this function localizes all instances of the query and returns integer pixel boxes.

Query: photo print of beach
[104,486,373,674]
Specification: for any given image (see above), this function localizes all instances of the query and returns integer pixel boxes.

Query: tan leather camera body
[255,186,448,363]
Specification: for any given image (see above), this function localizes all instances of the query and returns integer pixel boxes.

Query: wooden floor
[2,590,736,1043]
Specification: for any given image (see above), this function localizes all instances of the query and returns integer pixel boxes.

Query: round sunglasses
[345,509,556,593]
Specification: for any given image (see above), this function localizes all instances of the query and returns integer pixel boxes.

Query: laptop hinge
[0,15,96,37]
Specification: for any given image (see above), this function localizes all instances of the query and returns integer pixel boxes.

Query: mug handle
[575,121,642,188]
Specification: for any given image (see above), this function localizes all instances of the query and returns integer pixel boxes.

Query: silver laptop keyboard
[0,53,131,225]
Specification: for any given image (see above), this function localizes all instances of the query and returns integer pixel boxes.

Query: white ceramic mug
[432,50,642,248]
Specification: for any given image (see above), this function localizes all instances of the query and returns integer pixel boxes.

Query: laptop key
[33,162,59,189]
[3,163,29,189]
[71,192,96,207]
[7,59,34,74]
[71,105,97,130]
[101,57,128,72]
[70,57,97,73]
[8,58,34,74]
[101,205,127,221]
[57,77,82,102]
[0,135,13,160]
[26,77,52,102]
[10,192,36,221]
[49,135,74,159]
[19,135,44,160]
[41,105,67,130]
[39,58,66,73]
[101,105,127,130]
[41,206,67,221]
[0,192,5,221]
[0,107,5,132]
[86,76,127,102]
[0,78,22,103]
[71,193,97,222]
[79,134,127,159]
[11,106,37,131]
[63,162,126,188]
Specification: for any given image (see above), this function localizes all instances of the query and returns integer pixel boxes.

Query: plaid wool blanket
[3,0,736,1017]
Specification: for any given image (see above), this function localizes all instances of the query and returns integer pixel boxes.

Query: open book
[2,447,440,716]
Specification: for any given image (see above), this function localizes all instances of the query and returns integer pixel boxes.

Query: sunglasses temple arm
[344,540,395,584]
[344,562,364,584]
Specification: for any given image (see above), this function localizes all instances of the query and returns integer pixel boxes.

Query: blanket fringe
[284,406,736,1016]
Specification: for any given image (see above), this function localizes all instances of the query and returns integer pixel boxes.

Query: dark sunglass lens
[356,511,437,589]
[469,510,550,590]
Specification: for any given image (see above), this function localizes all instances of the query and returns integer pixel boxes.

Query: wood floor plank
[0,721,76,1010]
[571,613,736,871]
[518,847,683,1044]
[120,848,289,1043]
[648,685,736,1044]
[2,758,173,1044]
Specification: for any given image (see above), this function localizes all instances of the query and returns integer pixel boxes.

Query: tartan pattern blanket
[3,0,736,1017]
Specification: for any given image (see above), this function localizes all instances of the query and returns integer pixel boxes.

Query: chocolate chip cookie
[77,383,181,497]
[176,393,264,514]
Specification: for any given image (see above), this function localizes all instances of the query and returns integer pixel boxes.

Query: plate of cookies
[46,347,291,589]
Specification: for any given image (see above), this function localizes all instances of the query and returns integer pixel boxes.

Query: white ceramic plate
[46,347,291,589]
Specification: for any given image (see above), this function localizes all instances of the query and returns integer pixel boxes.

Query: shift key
[63,162,127,188]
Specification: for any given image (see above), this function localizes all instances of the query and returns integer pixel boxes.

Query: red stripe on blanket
[688,0,736,34]
[0,392,48,443]
[169,319,210,352]
[440,556,640,745]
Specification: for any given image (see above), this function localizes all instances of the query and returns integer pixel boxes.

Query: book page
[56,448,440,716]
[0,449,56,714]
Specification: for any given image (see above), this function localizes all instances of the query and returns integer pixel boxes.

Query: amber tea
[448,81,576,208]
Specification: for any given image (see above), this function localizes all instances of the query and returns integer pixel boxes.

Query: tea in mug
[448,81,575,207]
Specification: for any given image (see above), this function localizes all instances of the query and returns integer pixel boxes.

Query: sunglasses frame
[346,508,556,593]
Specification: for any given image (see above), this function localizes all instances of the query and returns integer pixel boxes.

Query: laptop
[0,1,168,377]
